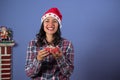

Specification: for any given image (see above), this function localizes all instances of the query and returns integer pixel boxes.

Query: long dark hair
[36,23,62,47]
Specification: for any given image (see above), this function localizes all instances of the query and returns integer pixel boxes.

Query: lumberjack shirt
[25,38,74,80]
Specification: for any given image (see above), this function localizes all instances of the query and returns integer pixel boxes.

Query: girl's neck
[46,35,54,43]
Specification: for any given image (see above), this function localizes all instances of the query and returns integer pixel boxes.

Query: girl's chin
[46,32,55,35]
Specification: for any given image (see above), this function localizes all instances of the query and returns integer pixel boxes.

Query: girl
[25,7,74,80]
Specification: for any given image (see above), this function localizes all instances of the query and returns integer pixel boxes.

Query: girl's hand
[51,47,62,59]
[37,49,49,61]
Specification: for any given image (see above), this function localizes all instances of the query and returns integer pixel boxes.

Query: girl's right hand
[37,49,49,61]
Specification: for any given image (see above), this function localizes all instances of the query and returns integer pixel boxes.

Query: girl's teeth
[48,28,53,30]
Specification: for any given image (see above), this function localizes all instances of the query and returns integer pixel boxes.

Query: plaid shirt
[25,38,74,80]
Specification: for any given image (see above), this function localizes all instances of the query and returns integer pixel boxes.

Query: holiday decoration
[0,26,15,80]
[51,47,60,53]
[44,47,51,53]
[0,26,14,43]
[44,46,60,53]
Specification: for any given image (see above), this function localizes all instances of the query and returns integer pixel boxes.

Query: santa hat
[41,7,62,28]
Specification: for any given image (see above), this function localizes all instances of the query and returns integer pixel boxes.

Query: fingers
[51,49,62,59]
[37,46,62,60]
[52,52,62,58]
[37,49,49,61]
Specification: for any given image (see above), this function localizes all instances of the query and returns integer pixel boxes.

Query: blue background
[0,0,120,80]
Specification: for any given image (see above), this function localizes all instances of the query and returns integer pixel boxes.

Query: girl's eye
[44,20,49,22]
[53,20,58,23]
[44,19,58,23]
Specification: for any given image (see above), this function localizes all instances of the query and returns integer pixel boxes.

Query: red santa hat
[41,7,62,28]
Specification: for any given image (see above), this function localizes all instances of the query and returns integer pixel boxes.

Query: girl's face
[43,17,59,35]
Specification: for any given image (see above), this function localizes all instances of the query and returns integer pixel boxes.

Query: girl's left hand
[51,47,62,59]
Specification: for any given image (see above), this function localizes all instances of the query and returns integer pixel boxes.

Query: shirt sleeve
[25,40,42,78]
[56,41,74,78]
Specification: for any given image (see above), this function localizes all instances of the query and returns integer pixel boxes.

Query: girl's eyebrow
[45,18,57,21]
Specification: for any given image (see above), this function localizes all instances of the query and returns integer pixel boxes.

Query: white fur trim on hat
[41,13,62,28]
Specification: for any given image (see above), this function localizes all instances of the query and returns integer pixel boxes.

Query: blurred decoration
[0,26,15,80]
[0,26,14,43]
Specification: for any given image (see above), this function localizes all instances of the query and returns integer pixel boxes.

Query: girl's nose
[48,21,54,27]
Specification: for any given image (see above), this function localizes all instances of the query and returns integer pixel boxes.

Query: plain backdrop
[0,0,120,80]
